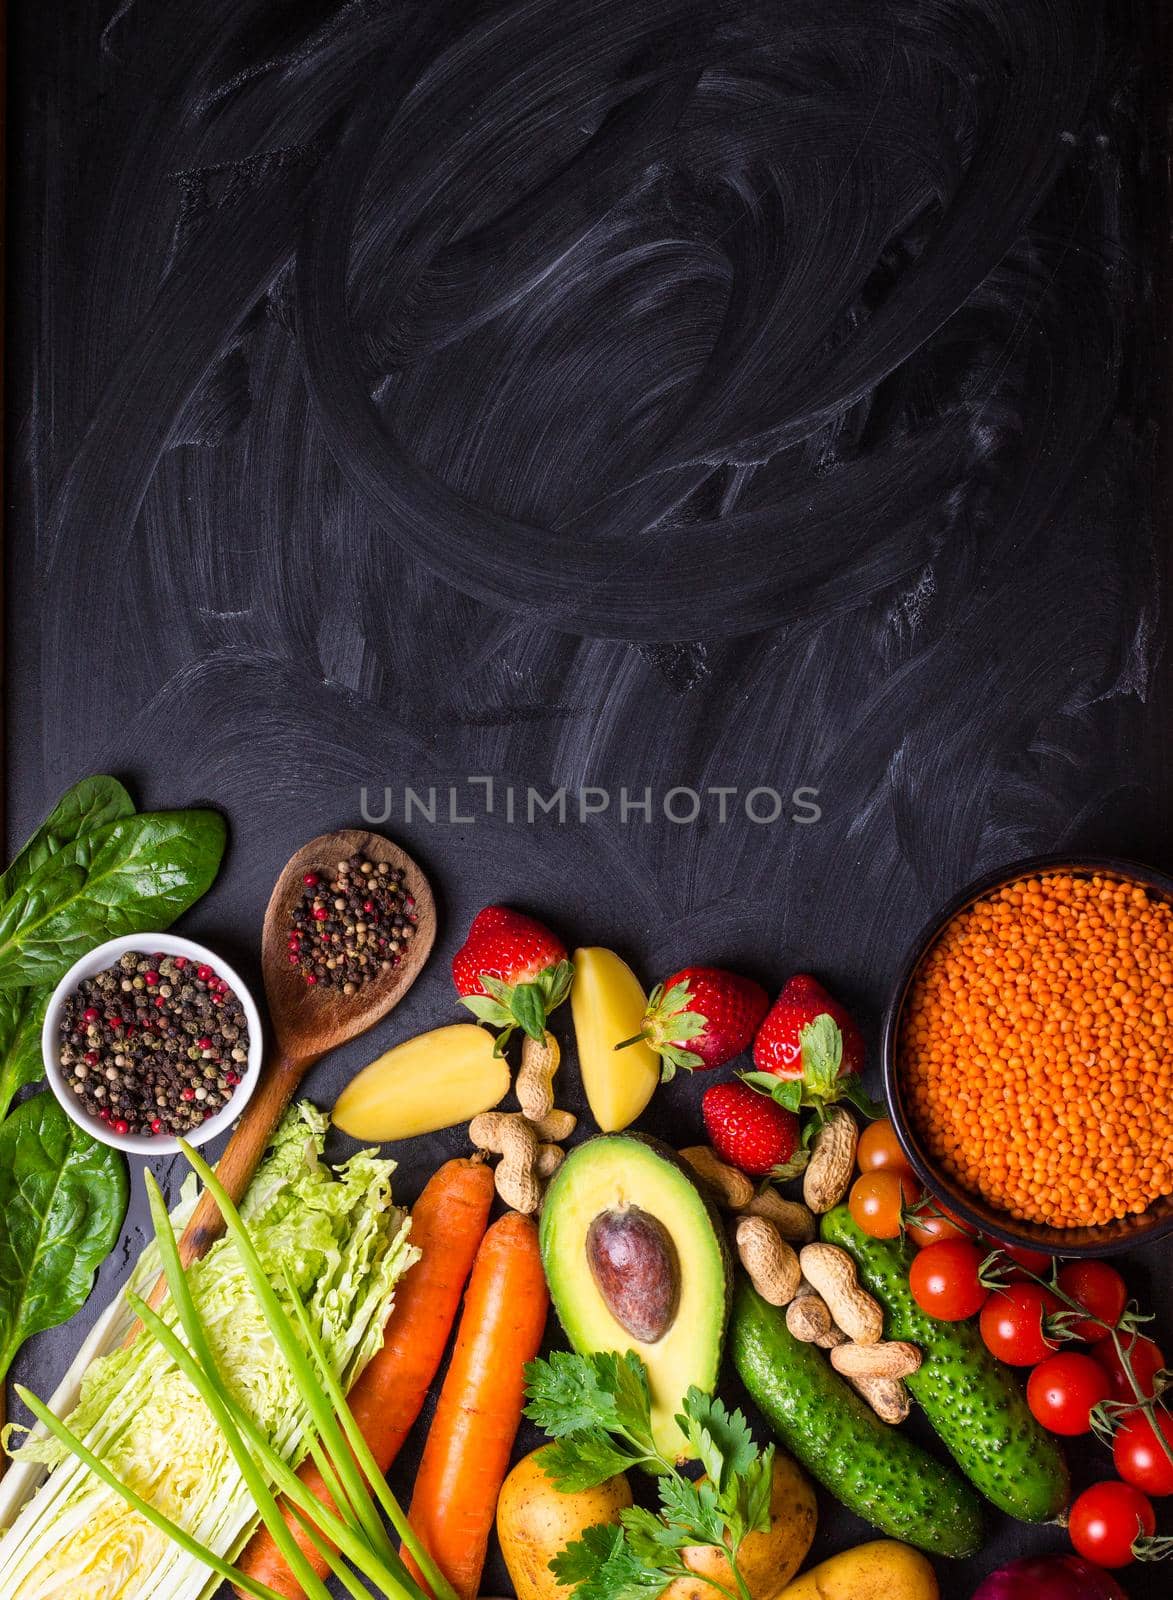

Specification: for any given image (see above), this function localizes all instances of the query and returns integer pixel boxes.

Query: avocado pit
[586,1205,681,1343]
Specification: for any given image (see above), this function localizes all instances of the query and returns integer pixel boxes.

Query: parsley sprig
[524,1350,774,1600]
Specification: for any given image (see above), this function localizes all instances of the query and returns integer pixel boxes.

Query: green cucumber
[821,1206,1069,1522]
[731,1278,982,1558]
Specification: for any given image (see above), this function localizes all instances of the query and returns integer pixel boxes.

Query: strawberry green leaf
[798,1014,842,1097]
[837,1077,884,1119]
[770,1149,809,1181]
[661,1013,708,1042]
[511,982,549,1044]
[469,960,574,1053]
[458,995,514,1027]
[774,1082,805,1113]
[655,981,694,1017]
[657,1044,704,1083]
[743,1021,879,1120]
[641,981,708,1069]
[740,1071,804,1113]
[739,1071,783,1093]
[538,960,575,1014]
[650,989,704,1031]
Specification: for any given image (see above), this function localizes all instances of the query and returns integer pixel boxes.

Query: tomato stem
[990,1252,1173,1476]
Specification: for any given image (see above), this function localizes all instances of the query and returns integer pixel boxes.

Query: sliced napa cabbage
[0,1103,418,1600]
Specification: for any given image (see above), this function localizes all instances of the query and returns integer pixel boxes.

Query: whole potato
[496,1446,633,1600]
[662,1453,817,1600]
[775,1539,939,1599]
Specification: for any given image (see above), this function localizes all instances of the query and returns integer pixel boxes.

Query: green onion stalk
[18,1140,460,1600]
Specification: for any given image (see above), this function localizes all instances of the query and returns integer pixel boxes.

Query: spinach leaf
[0,776,134,905]
[0,779,136,1108]
[0,1092,128,1382]
[0,809,227,988]
[0,988,50,1122]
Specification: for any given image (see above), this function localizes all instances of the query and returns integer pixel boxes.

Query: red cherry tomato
[1068,1480,1155,1568]
[1026,1351,1111,1435]
[909,1239,988,1322]
[1056,1261,1128,1343]
[856,1119,916,1178]
[848,1170,919,1240]
[1113,1409,1173,1497]
[906,1199,978,1249]
[979,1282,1061,1365]
[1093,1335,1167,1403]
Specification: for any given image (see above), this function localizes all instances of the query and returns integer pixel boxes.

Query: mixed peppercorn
[288,852,418,992]
[59,951,250,1138]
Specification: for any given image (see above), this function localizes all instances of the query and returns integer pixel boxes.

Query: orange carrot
[235,1157,495,1600]
[402,1210,550,1600]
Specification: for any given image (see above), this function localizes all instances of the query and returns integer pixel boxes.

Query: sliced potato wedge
[332,1023,509,1140]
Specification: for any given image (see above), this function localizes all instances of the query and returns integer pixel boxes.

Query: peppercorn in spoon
[132,828,435,1320]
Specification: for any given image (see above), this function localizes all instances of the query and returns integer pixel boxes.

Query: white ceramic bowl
[43,933,263,1155]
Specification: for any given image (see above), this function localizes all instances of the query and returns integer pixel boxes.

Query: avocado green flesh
[732,1279,983,1558]
[539,1133,730,1460]
[821,1207,1070,1522]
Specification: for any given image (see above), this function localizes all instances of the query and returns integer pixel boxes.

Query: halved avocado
[539,1133,731,1460]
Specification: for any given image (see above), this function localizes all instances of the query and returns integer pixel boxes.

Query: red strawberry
[753,974,864,1078]
[625,966,769,1080]
[702,1081,804,1179]
[745,974,877,1119]
[453,906,573,1052]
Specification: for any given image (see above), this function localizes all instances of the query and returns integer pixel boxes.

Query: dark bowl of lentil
[43,932,264,1154]
[882,853,1173,1258]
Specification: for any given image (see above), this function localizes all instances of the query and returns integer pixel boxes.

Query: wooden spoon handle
[129,1046,313,1331]
[179,1048,312,1263]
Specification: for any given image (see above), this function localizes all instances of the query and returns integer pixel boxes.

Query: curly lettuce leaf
[0,1105,416,1600]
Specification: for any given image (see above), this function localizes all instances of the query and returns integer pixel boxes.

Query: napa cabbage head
[0,1104,417,1600]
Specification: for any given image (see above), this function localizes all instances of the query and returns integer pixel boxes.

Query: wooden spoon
[135,828,435,1317]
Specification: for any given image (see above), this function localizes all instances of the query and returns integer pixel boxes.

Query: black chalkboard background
[5,0,1172,1596]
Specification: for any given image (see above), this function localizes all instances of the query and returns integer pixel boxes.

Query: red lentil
[901,872,1173,1228]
